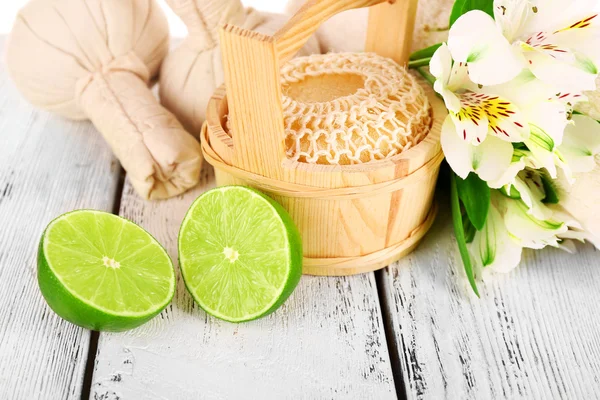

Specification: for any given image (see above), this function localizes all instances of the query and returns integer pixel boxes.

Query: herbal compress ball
[281,52,432,165]
[6,0,202,200]
[159,0,320,136]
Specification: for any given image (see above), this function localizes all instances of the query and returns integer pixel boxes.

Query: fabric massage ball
[6,0,203,200]
[159,0,320,136]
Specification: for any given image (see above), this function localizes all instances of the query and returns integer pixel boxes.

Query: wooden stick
[219,25,285,180]
[366,0,420,66]
[274,0,389,64]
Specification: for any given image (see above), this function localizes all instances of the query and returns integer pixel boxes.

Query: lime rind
[38,210,176,331]
[178,186,302,323]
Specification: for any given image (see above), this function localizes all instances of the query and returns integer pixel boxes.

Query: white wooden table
[1,37,600,400]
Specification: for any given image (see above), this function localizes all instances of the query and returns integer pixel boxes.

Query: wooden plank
[381,200,600,399]
[0,38,120,398]
[90,171,397,399]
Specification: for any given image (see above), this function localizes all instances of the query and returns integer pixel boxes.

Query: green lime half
[178,186,303,323]
[38,210,175,331]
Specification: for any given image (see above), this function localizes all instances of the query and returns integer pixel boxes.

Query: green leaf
[455,173,491,231]
[451,173,481,296]
[410,43,443,61]
[449,0,495,27]
[541,174,559,204]
[463,213,476,244]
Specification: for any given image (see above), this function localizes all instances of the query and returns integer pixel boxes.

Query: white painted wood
[381,200,600,400]
[91,171,397,400]
[0,38,120,398]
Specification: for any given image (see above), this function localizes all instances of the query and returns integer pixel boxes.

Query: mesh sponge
[281,52,432,165]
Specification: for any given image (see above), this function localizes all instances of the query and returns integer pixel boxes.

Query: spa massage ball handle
[6,0,203,200]
[76,61,203,200]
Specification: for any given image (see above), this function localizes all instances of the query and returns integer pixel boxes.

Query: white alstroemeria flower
[493,0,600,92]
[470,190,581,273]
[432,44,532,182]
[432,44,530,145]
[448,10,525,86]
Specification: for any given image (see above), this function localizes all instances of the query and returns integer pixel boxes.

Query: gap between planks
[376,268,409,400]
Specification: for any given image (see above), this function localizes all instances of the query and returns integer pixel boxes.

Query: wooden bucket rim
[202,121,443,199]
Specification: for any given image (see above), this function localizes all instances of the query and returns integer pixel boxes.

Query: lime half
[178,186,302,323]
[38,210,175,331]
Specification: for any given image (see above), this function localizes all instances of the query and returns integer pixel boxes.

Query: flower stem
[416,67,436,86]
[408,58,431,69]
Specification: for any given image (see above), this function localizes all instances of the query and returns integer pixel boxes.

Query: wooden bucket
[201,0,447,276]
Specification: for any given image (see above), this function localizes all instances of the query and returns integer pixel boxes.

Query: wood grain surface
[381,200,600,400]
[90,169,397,399]
[0,38,121,398]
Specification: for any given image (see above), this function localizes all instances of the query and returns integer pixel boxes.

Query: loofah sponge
[280,52,432,165]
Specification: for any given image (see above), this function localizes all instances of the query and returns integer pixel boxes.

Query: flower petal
[550,206,600,249]
[487,70,586,109]
[469,200,523,273]
[559,114,600,173]
[527,0,600,34]
[494,0,531,42]
[431,44,464,113]
[488,159,527,189]
[454,91,529,143]
[525,49,598,92]
[472,135,514,182]
[522,101,570,177]
[435,81,463,113]
[525,101,570,146]
[479,94,530,142]
[513,170,554,220]
[441,116,474,179]
[448,10,525,85]
[552,14,600,61]
[555,163,600,249]
[430,43,452,84]
[448,61,471,90]
[450,107,489,144]
[503,197,568,249]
